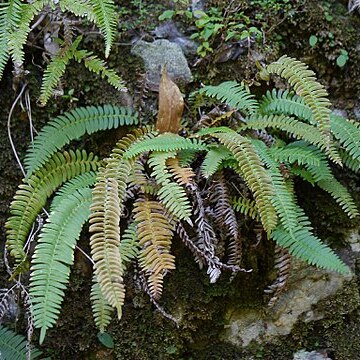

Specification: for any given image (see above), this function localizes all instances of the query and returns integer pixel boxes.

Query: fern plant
[0,325,43,359]
[4,56,360,345]
[0,0,122,104]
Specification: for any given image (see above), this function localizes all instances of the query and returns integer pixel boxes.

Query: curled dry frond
[209,171,241,265]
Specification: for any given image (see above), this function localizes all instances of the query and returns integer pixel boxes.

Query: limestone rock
[222,251,357,346]
[131,39,193,90]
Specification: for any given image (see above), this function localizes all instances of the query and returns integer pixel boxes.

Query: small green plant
[309,35,318,47]
[336,49,349,67]
[159,6,262,57]
[0,0,124,105]
[4,56,360,345]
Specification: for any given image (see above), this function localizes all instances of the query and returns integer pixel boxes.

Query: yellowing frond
[166,157,195,185]
[133,198,175,299]
[215,132,277,234]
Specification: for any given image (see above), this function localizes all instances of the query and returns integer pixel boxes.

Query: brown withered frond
[190,185,221,283]
[264,246,292,307]
[166,157,195,186]
[133,198,175,299]
[209,171,242,266]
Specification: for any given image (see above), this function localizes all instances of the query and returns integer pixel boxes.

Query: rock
[332,108,347,118]
[293,349,332,360]
[192,0,205,14]
[131,39,193,90]
[222,254,356,346]
[223,309,264,347]
[353,104,360,120]
[345,229,360,252]
[154,21,198,55]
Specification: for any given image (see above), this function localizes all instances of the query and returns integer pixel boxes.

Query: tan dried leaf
[156,66,184,134]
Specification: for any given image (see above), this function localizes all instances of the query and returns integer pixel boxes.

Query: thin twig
[76,246,95,265]
[8,84,27,176]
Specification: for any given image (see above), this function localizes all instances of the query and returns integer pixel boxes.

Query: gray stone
[345,229,360,252]
[293,350,332,360]
[222,254,355,346]
[353,105,360,120]
[131,39,193,90]
[332,108,347,118]
[154,21,198,55]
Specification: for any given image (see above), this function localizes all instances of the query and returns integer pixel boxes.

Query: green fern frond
[241,114,340,162]
[198,81,259,115]
[6,150,99,265]
[39,37,81,105]
[330,114,360,162]
[25,104,138,175]
[30,187,92,344]
[266,139,357,219]
[290,167,316,185]
[124,133,206,159]
[232,197,260,221]
[74,49,126,90]
[0,325,42,359]
[195,126,234,137]
[7,0,46,68]
[0,0,23,79]
[214,131,277,234]
[340,150,360,173]
[258,89,314,123]
[89,0,117,57]
[149,151,192,220]
[272,226,349,273]
[261,56,341,165]
[177,149,197,166]
[252,139,298,231]
[120,222,140,266]
[133,198,175,299]
[306,158,359,218]
[59,0,97,22]
[50,171,96,210]
[91,276,114,333]
[262,55,333,153]
[269,141,322,166]
[201,145,233,178]
[253,140,350,273]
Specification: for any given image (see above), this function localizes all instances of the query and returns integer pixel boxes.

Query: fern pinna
[0,0,121,104]
[4,57,360,345]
